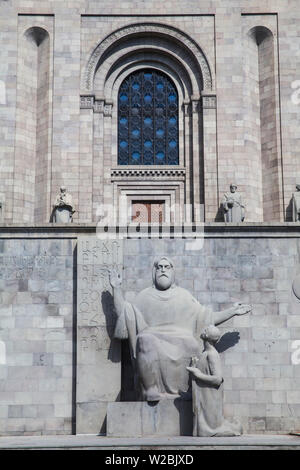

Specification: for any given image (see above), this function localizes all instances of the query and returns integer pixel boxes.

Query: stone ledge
[0,222,300,238]
[0,434,299,450]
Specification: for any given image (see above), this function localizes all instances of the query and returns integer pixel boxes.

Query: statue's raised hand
[233,302,251,316]
[109,269,122,288]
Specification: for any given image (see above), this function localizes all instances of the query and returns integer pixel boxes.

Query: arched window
[118,69,179,165]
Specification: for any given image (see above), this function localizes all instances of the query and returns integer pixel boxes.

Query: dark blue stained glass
[144,94,152,104]
[132,129,140,138]
[132,152,141,162]
[118,69,179,165]
[168,93,176,103]
[119,93,128,103]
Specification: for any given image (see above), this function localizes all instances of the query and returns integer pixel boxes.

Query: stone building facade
[1,0,300,436]
[1,0,300,224]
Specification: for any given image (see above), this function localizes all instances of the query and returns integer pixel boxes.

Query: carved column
[202,92,218,221]
[93,98,105,219]
[79,95,94,222]
[103,101,114,214]
[79,96,113,222]
[183,100,192,223]
[191,97,203,222]
[76,237,123,434]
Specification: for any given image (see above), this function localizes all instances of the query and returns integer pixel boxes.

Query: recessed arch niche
[13,25,53,223]
[80,23,217,223]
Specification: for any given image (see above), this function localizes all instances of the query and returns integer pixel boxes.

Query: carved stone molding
[104,102,113,117]
[80,96,113,115]
[183,101,191,117]
[191,99,201,114]
[202,95,217,109]
[93,99,104,113]
[80,95,94,109]
[82,23,213,92]
[111,167,186,180]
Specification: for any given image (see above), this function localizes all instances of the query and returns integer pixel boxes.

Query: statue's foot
[144,387,162,402]
[146,394,161,402]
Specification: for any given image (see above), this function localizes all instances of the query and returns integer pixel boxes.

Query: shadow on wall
[215,205,224,222]
[101,290,120,363]
[215,331,240,353]
[286,197,293,222]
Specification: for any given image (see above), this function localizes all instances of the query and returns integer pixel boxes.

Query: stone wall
[0,238,75,435]
[0,226,300,435]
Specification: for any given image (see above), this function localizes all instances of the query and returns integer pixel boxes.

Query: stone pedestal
[107,400,193,437]
[53,207,73,223]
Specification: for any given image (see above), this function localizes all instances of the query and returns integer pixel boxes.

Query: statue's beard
[155,274,172,290]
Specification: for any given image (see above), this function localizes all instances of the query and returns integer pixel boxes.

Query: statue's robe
[222,192,245,222]
[292,192,300,222]
[53,193,75,223]
[114,285,213,398]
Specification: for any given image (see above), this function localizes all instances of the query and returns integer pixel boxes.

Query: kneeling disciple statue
[110,256,251,402]
[187,325,243,437]
[53,186,75,223]
[222,183,245,222]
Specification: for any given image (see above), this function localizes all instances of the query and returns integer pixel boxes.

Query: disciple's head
[200,325,222,344]
[60,186,67,194]
[152,256,175,291]
[230,183,237,193]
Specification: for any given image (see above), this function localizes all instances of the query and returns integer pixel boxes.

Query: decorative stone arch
[79,23,218,223]
[106,56,188,168]
[81,22,214,94]
[100,46,194,100]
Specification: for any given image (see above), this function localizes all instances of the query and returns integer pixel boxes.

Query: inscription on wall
[76,237,123,434]
[0,254,64,280]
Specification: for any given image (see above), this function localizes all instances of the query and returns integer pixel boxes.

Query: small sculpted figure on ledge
[292,184,300,222]
[187,325,243,437]
[52,186,75,223]
[222,183,245,222]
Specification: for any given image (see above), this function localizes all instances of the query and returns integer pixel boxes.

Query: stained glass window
[118,69,179,165]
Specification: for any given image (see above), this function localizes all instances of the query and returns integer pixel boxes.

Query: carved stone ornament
[80,95,94,109]
[202,95,217,109]
[111,168,186,180]
[82,23,213,92]
[80,96,113,115]
[94,99,104,113]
